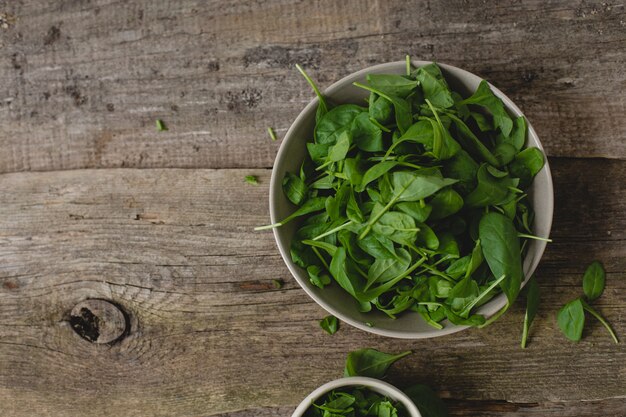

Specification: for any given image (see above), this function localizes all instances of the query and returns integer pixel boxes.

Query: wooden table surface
[1,1,625,416]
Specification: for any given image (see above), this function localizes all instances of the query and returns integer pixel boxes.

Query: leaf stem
[405,55,411,76]
[369,117,392,132]
[359,196,399,240]
[312,221,353,241]
[521,309,531,348]
[311,247,330,271]
[267,127,278,141]
[478,302,510,328]
[517,233,553,243]
[581,300,619,344]
[296,64,327,109]
[461,274,506,317]
[254,222,282,231]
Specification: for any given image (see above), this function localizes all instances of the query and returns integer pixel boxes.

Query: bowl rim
[270,60,554,339]
[290,376,422,417]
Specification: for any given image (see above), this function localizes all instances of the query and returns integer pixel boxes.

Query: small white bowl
[291,376,422,417]
[270,60,554,339]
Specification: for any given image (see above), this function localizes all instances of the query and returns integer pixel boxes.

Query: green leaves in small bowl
[260,60,549,332]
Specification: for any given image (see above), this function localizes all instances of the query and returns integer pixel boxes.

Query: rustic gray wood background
[1,1,625,416]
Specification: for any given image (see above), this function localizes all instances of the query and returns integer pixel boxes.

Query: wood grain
[0,0,625,174]
[0,159,624,416]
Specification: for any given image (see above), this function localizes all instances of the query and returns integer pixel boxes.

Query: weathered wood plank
[0,159,624,416]
[0,0,625,174]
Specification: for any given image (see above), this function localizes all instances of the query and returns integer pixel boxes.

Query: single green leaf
[557,298,585,342]
[282,172,307,205]
[357,233,397,260]
[320,315,339,335]
[371,211,418,246]
[441,149,479,195]
[366,74,419,98]
[479,212,523,305]
[351,112,383,152]
[448,114,499,166]
[357,161,398,192]
[391,171,458,203]
[459,80,513,136]
[429,188,463,220]
[156,119,167,131]
[414,63,454,108]
[424,109,461,161]
[470,112,493,132]
[465,164,518,208]
[366,247,412,289]
[582,260,606,301]
[353,82,412,134]
[395,201,432,223]
[329,247,363,297]
[508,147,545,188]
[344,348,412,378]
[326,130,352,163]
[369,94,394,125]
[314,104,364,145]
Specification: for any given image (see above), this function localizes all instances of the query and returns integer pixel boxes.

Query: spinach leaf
[282,172,308,205]
[357,233,397,260]
[521,277,539,348]
[372,212,418,246]
[470,112,493,132]
[344,348,412,378]
[448,113,499,166]
[509,147,545,187]
[315,104,364,145]
[479,212,523,305]
[557,298,585,342]
[353,82,413,134]
[366,247,412,289]
[330,247,363,297]
[582,260,605,301]
[459,80,513,136]
[320,315,339,335]
[352,112,383,152]
[429,188,463,220]
[357,161,398,192]
[369,93,394,124]
[465,164,518,208]
[366,74,419,98]
[413,63,454,108]
[395,201,432,222]
[308,265,331,288]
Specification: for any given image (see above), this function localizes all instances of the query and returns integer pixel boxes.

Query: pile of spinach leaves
[259,61,547,329]
[304,386,409,417]
[304,348,448,417]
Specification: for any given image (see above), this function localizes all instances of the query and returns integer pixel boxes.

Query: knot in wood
[70,299,129,344]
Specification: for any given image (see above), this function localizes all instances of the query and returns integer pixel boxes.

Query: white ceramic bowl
[291,376,422,417]
[270,60,554,339]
